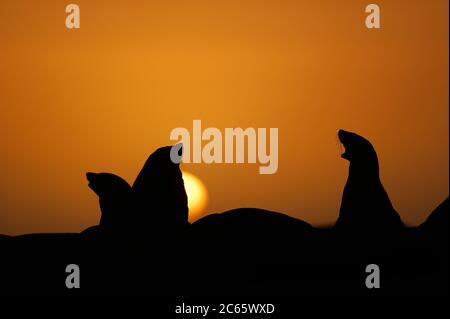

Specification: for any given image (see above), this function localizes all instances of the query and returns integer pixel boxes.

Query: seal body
[335,130,403,232]
[131,146,189,233]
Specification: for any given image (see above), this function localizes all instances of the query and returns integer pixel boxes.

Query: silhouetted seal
[131,145,189,232]
[335,129,403,232]
[85,172,132,233]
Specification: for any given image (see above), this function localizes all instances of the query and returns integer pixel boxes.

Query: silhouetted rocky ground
[0,198,447,299]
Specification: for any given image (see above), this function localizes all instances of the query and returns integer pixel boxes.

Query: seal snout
[86,172,97,189]
[338,129,348,143]
[338,129,350,159]
[86,172,96,182]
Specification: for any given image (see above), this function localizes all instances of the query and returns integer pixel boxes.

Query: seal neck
[348,160,380,182]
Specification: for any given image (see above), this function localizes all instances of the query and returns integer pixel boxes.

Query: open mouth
[340,144,348,158]
[340,143,349,158]
[86,172,96,188]
[87,182,94,190]
[338,129,349,159]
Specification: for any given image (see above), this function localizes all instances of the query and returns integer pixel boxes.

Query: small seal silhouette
[86,172,132,232]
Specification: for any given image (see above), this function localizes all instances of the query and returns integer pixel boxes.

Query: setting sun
[182,171,208,221]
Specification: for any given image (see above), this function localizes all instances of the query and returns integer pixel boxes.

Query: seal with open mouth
[335,129,403,233]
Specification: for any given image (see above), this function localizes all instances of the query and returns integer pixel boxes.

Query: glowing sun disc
[182,171,208,221]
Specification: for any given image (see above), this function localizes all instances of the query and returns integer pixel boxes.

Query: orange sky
[0,0,448,235]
